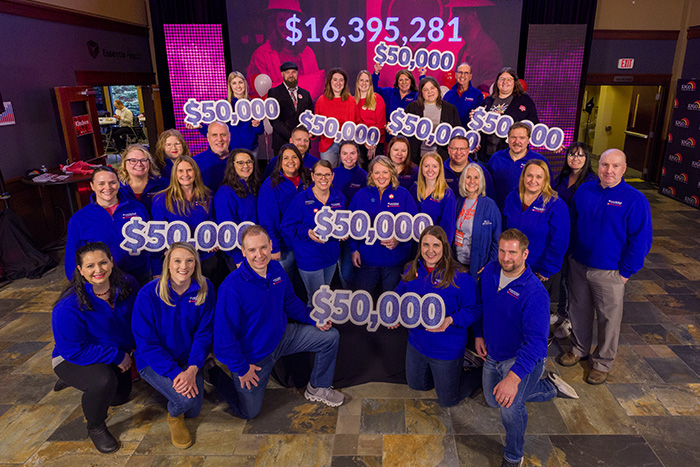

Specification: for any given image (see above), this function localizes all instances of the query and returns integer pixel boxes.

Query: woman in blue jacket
[410,152,457,243]
[118,144,168,216]
[257,144,312,278]
[388,136,418,191]
[350,156,418,295]
[214,149,261,271]
[133,242,215,449]
[395,225,482,407]
[455,163,501,281]
[502,159,570,299]
[153,129,191,182]
[52,242,137,454]
[281,160,346,303]
[65,166,151,284]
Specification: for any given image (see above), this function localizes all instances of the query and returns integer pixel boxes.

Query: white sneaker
[304,383,345,407]
[550,313,560,325]
[554,319,572,339]
[547,372,579,399]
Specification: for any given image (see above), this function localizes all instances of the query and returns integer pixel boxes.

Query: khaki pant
[567,257,627,372]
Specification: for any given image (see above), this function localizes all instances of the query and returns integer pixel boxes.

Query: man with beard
[268,62,314,156]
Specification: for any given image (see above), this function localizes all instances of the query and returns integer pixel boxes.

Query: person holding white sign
[443,62,485,128]
[314,68,359,167]
[410,152,457,243]
[444,135,495,200]
[395,225,482,407]
[355,70,386,165]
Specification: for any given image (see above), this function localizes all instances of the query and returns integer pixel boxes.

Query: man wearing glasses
[443,63,485,128]
[444,135,494,199]
[193,121,231,192]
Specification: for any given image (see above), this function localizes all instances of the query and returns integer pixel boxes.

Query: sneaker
[304,383,344,407]
[500,457,524,467]
[550,313,560,326]
[547,371,579,399]
[463,348,484,370]
[554,318,572,339]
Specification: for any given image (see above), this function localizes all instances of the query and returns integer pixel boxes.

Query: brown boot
[167,414,192,449]
[557,352,582,367]
[587,369,608,385]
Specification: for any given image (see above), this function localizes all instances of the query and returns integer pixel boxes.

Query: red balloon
[519,79,527,92]
[443,71,456,88]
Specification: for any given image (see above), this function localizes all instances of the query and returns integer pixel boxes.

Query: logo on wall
[684,195,700,206]
[681,81,697,91]
[691,160,700,169]
[662,167,666,176]
[688,100,700,111]
[675,118,690,128]
[668,133,673,143]
[661,186,675,196]
[668,153,683,163]
[87,40,99,59]
[681,138,696,148]
[674,98,679,108]
[673,173,689,183]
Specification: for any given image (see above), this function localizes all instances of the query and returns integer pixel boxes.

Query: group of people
[54,59,653,467]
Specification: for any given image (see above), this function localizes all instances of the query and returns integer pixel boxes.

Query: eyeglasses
[456,71,471,75]
[235,160,254,166]
[498,77,514,83]
[567,153,585,159]
[449,147,469,152]
[164,142,183,148]
[126,159,149,166]
[313,173,333,179]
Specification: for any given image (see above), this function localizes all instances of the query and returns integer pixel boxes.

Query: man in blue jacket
[558,149,652,385]
[479,228,577,467]
[444,135,494,199]
[443,62,484,128]
[193,121,231,191]
[208,225,344,419]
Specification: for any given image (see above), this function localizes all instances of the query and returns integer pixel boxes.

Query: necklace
[95,288,111,297]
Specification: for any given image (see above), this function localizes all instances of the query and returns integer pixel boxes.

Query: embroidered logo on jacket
[507,288,520,299]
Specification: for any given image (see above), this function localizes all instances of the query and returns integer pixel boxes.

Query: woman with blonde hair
[355,70,386,164]
[118,144,167,215]
[411,152,457,242]
[133,242,215,449]
[153,129,191,181]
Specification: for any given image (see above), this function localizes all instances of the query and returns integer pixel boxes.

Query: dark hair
[402,226,464,288]
[491,67,525,99]
[312,159,333,173]
[291,125,310,138]
[508,122,531,138]
[386,136,415,177]
[557,142,595,192]
[270,144,312,188]
[90,166,118,183]
[221,149,261,197]
[323,68,351,101]
[338,140,359,154]
[416,76,444,110]
[449,135,469,147]
[500,228,529,251]
[393,70,418,92]
[57,242,132,311]
[241,224,270,247]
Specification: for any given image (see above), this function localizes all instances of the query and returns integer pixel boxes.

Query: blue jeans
[354,264,403,298]
[338,241,355,290]
[320,142,340,167]
[209,322,339,420]
[139,365,204,418]
[299,263,336,306]
[482,356,556,463]
[278,249,297,280]
[405,343,481,407]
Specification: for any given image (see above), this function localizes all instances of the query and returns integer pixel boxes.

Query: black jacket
[268,84,314,155]
[405,100,461,163]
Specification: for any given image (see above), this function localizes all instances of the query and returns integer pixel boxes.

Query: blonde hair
[354,70,376,110]
[154,129,190,171]
[519,159,556,206]
[367,156,400,190]
[118,144,160,183]
[157,242,208,307]
[459,163,486,197]
[227,71,248,101]
[163,156,211,216]
[416,152,447,202]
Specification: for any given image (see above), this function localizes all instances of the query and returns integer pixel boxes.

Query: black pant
[54,360,132,429]
[112,127,132,151]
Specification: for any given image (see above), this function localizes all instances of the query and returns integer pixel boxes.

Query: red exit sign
[617,58,635,69]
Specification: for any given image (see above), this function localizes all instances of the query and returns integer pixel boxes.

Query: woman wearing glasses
[153,129,191,182]
[118,144,168,216]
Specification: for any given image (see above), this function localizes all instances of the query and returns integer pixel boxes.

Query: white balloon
[440,86,450,96]
[254,74,272,97]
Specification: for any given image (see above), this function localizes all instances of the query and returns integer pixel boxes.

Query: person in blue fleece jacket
[444,135,495,200]
[192,122,231,192]
[133,242,214,449]
[350,156,418,295]
[395,225,482,407]
[281,160,346,303]
[410,152,458,243]
[442,62,484,128]
[117,144,168,216]
[52,242,137,454]
[558,149,653,386]
[207,225,344,419]
[262,125,319,180]
[64,166,151,285]
[478,229,578,467]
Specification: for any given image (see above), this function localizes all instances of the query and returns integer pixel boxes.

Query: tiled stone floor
[0,183,699,466]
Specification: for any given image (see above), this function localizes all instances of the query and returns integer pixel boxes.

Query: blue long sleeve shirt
[52,276,138,366]
[197,98,264,151]
[280,187,346,271]
[213,183,258,264]
[395,263,480,360]
[372,72,419,121]
[214,260,314,376]
[553,171,598,208]
[571,179,652,278]
[503,192,570,278]
[487,149,550,209]
[478,261,549,379]
[397,166,419,191]
[333,165,367,206]
[193,148,229,192]
[132,278,215,380]
[442,83,484,128]
[257,176,306,254]
[64,193,150,280]
[119,177,169,216]
[454,195,501,281]
[263,152,319,180]
[443,159,495,201]
[410,185,457,243]
[348,185,418,267]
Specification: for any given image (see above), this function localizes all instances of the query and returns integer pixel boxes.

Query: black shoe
[53,379,69,392]
[500,458,523,467]
[88,424,119,453]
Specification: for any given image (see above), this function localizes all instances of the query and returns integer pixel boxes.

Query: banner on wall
[659,79,700,209]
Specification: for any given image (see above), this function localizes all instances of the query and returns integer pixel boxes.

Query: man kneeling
[208,225,343,419]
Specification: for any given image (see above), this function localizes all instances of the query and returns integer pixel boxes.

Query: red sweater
[314,95,360,153]
[357,94,387,144]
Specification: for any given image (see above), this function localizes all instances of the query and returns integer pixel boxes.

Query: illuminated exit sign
[618,58,635,69]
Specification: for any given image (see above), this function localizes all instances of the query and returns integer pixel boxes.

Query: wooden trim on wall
[585,73,672,86]
[0,0,149,37]
[593,30,679,41]
[75,71,156,86]
[688,27,700,40]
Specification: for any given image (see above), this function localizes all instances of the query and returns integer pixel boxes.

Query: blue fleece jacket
[572,179,652,277]
[443,83,484,127]
[214,260,314,375]
[478,261,549,379]
[487,149,550,209]
[553,171,598,208]
[372,72,419,121]
[443,159,495,201]
[333,165,367,206]
[348,185,418,267]
[395,262,480,360]
[263,152,319,180]
[132,278,215,380]
[119,177,169,216]
[193,148,229,192]
[197,98,264,151]
[65,193,150,280]
[398,166,419,191]
[52,275,138,366]
[454,195,501,281]
[410,184,457,243]
[213,182,258,264]
[280,187,346,271]
[257,175,306,254]
[503,192,570,278]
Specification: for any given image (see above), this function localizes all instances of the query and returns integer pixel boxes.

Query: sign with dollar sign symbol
[120,217,148,255]
[286,13,303,46]
[183,98,202,127]
[311,285,334,325]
